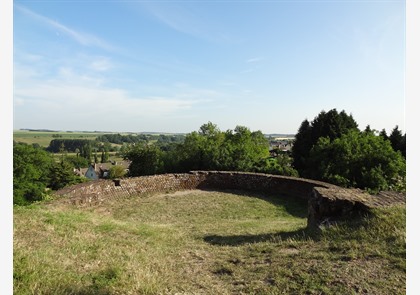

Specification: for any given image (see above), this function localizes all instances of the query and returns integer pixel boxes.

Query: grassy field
[13,130,103,147]
[13,190,405,295]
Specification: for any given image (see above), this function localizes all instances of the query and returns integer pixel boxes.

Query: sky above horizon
[13,0,405,135]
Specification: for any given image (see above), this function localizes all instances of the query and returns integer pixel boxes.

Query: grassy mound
[13,190,405,294]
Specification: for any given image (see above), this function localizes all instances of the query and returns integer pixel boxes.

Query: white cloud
[13,63,224,131]
[15,74,198,116]
[15,4,117,51]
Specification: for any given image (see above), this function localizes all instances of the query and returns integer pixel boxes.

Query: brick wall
[53,171,405,228]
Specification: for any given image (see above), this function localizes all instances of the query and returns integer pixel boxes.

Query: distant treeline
[47,139,93,153]
[21,128,59,132]
[96,133,185,145]
[96,133,149,144]
[46,134,186,153]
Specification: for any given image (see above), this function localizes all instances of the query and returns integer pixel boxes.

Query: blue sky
[13,0,406,134]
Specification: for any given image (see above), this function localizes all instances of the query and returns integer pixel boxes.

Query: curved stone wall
[53,171,405,228]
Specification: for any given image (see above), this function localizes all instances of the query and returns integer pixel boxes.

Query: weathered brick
[53,171,405,228]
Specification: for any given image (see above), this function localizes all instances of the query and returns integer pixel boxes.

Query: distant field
[13,130,174,148]
[13,130,104,147]
[13,190,405,295]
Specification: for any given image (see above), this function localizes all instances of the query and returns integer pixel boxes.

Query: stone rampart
[53,171,405,228]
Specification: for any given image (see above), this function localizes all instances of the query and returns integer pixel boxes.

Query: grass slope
[13,190,405,295]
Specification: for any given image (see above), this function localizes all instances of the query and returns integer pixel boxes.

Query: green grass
[13,130,102,147]
[13,190,405,295]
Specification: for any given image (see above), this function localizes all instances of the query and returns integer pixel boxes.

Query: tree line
[123,122,298,177]
[123,110,405,193]
[96,133,185,145]
[291,109,405,193]
[13,108,406,205]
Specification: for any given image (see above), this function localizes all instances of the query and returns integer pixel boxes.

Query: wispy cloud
[15,4,116,51]
[142,3,237,44]
[142,3,203,38]
[14,65,200,116]
[246,57,264,63]
[89,57,113,72]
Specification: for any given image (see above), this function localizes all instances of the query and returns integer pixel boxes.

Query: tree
[14,143,87,205]
[175,131,207,171]
[199,122,226,170]
[49,160,84,191]
[64,155,89,169]
[379,129,388,141]
[388,125,406,157]
[291,109,359,177]
[290,119,311,174]
[13,143,54,205]
[223,126,269,171]
[80,143,92,162]
[255,155,298,177]
[363,125,374,134]
[100,144,110,163]
[124,144,164,176]
[307,130,405,193]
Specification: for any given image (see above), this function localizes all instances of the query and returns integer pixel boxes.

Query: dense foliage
[379,125,406,158]
[13,143,55,205]
[307,130,406,192]
[96,133,149,144]
[95,133,185,146]
[13,142,85,205]
[64,155,90,169]
[124,122,298,177]
[291,109,406,192]
[291,109,359,177]
[108,165,127,179]
[47,139,93,153]
[14,111,406,205]
[125,144,164,176]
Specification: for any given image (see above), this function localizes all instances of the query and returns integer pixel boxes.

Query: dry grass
[13,190,405,294]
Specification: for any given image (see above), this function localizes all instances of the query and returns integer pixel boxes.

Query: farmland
[13,130,106,147]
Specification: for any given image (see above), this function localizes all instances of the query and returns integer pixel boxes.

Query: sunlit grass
[14,190,405,294]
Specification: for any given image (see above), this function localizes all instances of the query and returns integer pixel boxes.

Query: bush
[307,130,406,193]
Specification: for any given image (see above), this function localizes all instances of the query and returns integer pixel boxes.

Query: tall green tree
[291,109,359,177]
[49,160,84,191]
[388,125,406,158]
[223,126,269,171]
[175,131,207,171]
[379,129,388,141]
[80,143,92,162]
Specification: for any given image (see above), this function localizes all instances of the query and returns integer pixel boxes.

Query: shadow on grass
[200,188,309,219]
[204,228,317,246]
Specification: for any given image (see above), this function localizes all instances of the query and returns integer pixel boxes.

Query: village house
[74,161,131,180]
[269,139,293,157]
